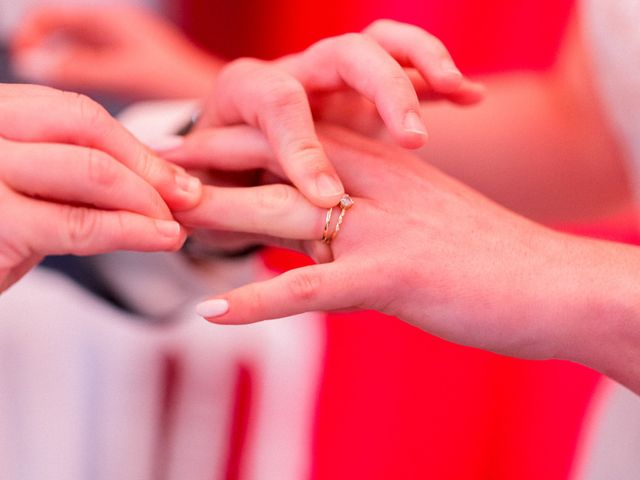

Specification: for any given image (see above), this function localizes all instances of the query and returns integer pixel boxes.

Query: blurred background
[1,0,623,479]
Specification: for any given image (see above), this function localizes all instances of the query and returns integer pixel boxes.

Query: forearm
[549,232,640,393]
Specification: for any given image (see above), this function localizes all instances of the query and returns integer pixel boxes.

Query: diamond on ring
[339,195,354,209]
[321,194,354,245]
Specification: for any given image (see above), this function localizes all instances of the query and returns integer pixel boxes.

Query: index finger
[198,59,345,208]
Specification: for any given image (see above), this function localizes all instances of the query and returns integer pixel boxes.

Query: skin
[176,125,640,395]
[10,10,483,209]
[317,12,633,224]
[14,8,638,394]
[11,5,221,99]
[0,84,202,293]
[2,19,479,290]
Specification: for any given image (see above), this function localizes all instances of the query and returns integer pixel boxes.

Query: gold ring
[321,207,334,244]
[321,194,354,245]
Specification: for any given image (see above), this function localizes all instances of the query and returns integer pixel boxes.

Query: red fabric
[177,1,611,479]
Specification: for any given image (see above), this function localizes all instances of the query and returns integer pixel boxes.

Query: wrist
[550,232,640,391]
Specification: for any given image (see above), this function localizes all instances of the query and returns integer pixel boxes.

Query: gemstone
[339,195,354,209]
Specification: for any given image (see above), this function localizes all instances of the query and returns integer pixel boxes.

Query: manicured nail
[155,220,181,237]
[175,169,202,196]
[403,111,427,136]
[148,135,184,153]
[315,173,344,199]
[440,58,462,77]
[196,299,229,318]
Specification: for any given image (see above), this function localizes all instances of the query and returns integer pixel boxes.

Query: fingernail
[155,220,181,237]
[196,299,229,318]
[315,173,344,199]
[403,111,427,136]
[175,170,202,196]
[440,58,462,77]
[148,135,184,153]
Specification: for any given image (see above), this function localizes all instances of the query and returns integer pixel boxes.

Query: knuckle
[287,270,321,303]
[86,148,119,188]
[228,57,265,73]
[364,19,396,35]
[134,146,165,184]
[62,206,101,251]
[384,69,414,93]
[427,36,449,58]
[260,74,307,112]
[287,136,324,162]
[338,32,367,47]
[337,32,377,54]
[256,184,293,212]
[67,91,108,127]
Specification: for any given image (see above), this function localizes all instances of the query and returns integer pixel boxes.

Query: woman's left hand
[174,124,599,362]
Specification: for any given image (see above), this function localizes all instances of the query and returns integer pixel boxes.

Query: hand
[175,124,594,363]
[165,20,484,210]
[0,84,203,292]
[284,19,486,138]
[10,5,220,99]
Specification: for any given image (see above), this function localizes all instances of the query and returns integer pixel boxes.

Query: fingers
[406,69,486,105]
[162,126,278,174]
[364,20,485,104]
[0,138,169,219]
[8,193,186,256]
[364,20,461,92]
[279,32,428,148]
[0,85,202,211]
[176,183,325,240]
[199,59,345,208]
[166,124,406,196]
[195,263,363,324]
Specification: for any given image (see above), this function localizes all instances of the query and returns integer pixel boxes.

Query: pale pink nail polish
[196,299,229,318]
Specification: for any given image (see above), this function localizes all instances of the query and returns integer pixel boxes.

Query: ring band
[321,194,354,245]
[321,207,334,244]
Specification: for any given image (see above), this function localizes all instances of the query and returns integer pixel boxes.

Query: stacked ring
[321,194,354,245]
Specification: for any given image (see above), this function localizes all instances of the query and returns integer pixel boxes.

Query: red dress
[177,1,602,479]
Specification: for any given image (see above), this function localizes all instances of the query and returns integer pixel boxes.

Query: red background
[176,1,605,479]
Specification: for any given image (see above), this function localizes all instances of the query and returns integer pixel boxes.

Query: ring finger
[176,183,326,240]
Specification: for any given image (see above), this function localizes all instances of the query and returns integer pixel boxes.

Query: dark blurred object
[0,45,17,82]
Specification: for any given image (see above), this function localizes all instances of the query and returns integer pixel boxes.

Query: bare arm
[419,13,633,224]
